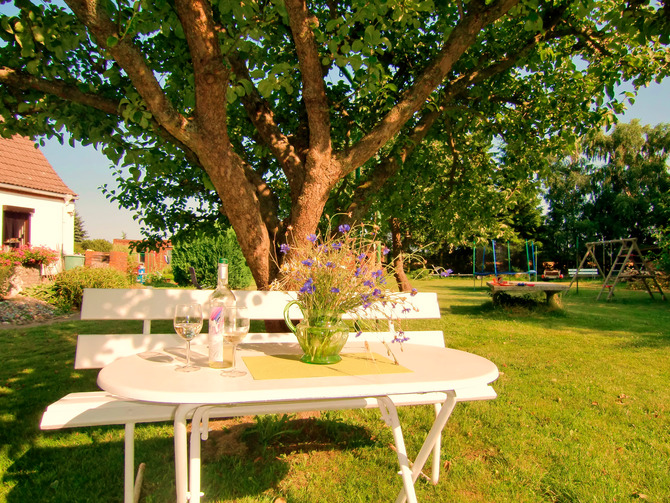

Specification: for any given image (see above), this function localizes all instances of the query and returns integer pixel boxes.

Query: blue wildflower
[299,278,315,294]
[330,287,340,293]
[301,259,314,267]
[362,302,372,309]
[360,293,370,302]
[325,261,336,268]
[402,307,411,313]
[363,280,374,287]
[440,268,453,277]
[372,269,383,278]
[338,224,351,233]
[411,288,418,296]
[372,288,382,297]
[307,234,317,243]
[332,242,343,250]
[355,331,363,338]
[357,253,366,261]
[382,246,390,256]
[280,243,290,254]
[392,331,409,343]
[355,267,363,277]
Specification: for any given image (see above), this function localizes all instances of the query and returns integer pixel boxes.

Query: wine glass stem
[185,341,192,367]
[230,343,238,371]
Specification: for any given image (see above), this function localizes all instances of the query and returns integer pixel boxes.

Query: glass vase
[284,302,349,364]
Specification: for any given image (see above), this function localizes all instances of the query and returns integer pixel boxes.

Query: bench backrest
[76,288,444,369]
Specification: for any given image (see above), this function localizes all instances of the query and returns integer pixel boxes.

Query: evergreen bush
[171,228,253,289]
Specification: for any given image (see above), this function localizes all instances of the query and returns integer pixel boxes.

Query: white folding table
[97,340,498,503]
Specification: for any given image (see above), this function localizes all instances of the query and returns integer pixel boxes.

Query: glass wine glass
[173,303,203,372]
[220,306,250,377]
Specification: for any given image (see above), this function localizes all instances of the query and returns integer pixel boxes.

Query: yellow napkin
[242,352,412,380]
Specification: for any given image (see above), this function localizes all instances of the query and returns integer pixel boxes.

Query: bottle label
[208,307,224,367]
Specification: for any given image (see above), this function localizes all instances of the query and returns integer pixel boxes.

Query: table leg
[431,403,441,485]
[377,396,417,503]
[189,406,215,502]
[394,391,458,503]
[124,423,135,503]
[174,404,198,503]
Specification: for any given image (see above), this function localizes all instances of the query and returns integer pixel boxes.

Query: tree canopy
[1,0,668,288]
[541,120,670,267]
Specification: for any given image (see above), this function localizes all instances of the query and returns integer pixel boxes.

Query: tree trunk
[390,217,412,292]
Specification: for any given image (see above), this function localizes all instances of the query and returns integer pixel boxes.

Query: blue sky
[40,79,670,241]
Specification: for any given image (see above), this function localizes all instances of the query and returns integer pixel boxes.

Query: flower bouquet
[272,218,416,364]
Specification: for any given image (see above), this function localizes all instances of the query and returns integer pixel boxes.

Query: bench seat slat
[40,392,178,429]
[41,385,496,432]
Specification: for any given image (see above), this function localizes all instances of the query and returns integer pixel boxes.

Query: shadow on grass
[198,415,376,501]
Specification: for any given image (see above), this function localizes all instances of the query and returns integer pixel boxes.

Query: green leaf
[107,36,119,48]
[25,59,40,75]
[201,173,215,191]
[257,79,273,98]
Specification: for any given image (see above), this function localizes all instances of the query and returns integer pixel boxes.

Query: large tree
[541,120,670,266]
[1,0,668,289]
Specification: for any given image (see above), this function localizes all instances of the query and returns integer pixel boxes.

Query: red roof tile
[0,134,76,196]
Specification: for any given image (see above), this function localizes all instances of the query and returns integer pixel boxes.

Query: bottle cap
[219,258,228,264]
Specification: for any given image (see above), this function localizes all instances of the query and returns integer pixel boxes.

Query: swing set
[472,240,538,286]
[569,238,666,301]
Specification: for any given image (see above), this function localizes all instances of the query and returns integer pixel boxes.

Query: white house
[0,134,77,264]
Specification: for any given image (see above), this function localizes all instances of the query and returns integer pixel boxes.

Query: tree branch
[228,52,305,186]
[342,109,441,223]
[173,0,230,141]
[0,67,119,115]
[336,0,519,174]
[64,0,191,144]
[442,115,464,199]
[440,4,568,107]
[284,0,332,162]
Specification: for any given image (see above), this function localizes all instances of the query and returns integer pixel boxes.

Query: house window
[3,205,34,249]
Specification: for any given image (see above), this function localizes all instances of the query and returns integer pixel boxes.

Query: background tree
[1,0,668,289]
[73,209,88,243]
[541,120,670,268]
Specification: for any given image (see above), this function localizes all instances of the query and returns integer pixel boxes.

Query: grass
[1,278,669,502]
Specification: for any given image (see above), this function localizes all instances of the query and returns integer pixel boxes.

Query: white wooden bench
[568,268,600,278]
[40,287,496,502]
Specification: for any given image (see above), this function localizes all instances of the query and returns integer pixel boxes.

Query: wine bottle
[208,258,237,368]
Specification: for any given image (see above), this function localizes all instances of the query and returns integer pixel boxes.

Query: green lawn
[1,278,669,502]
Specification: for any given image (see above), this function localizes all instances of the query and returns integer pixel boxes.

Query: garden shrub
[25,266,129,310]
[171,228,253,289]
[75,239,113,253]
[407,268,431,280]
